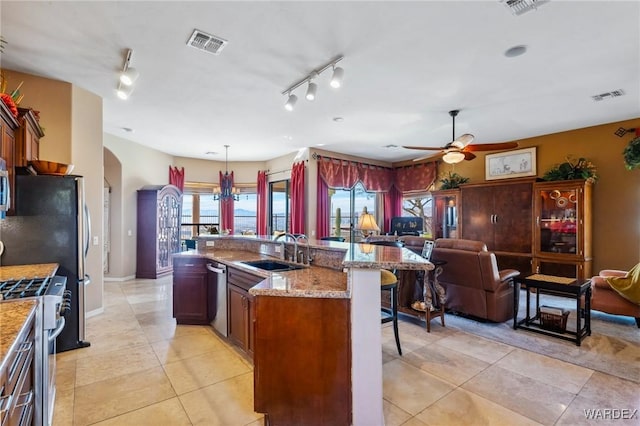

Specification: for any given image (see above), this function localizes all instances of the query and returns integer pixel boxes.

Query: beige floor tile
[400,417,429,426]
[55,357,77,391]
[75,343,160,387]
[435,331,514,364]
[163,347,251,394]
[556,395,626,426]
[129,298,172,315]
[92,397,192,426]
[151,332,229,364]
[383,358,455,415]
[52,386,74,426]
[416,388,543,426]
[576,371,640,408]
[73,366,176,425]
[179,372,263,426]
[79,326,150,359]
[382,324,429,356]
[403,343,490,386]
[141,320,213,344]
[462,365,575,425]
[383,400,412,426]
[495,348,593,394]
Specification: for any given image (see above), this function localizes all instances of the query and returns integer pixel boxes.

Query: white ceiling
[1,1,639,163]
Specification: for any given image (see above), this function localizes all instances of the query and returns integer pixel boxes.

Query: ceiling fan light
[284,93,298,111]
[442,151,466,164]
[120,67,139,86]
[305,81,317,101]
[330,66,344,88]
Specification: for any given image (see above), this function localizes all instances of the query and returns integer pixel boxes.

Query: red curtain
[290,162,305,234]
[169,166,184,191]
[316,167,330,238]
[256,170,267,236]
[394,162,437,192]
[383,185,403,234]
[220,171,234,234]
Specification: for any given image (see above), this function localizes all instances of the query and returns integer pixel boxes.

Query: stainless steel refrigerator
[0,174,91,352]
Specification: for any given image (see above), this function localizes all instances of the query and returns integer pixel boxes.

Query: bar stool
[368,240,404,355]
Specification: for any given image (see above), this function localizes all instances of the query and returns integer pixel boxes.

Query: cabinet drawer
[227,267,263,291]
[173,257,207,271]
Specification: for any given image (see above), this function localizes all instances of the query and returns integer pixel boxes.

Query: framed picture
[485,147,537,180]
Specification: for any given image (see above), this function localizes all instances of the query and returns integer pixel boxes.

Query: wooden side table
[513,274,591,346]
[411,260,446,332]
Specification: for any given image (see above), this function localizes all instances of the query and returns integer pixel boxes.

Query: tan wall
[173,156,267,185]
[104,148,123,278]
[103,133,174,278]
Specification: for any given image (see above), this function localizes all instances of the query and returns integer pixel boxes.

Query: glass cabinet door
[537,187,579,255]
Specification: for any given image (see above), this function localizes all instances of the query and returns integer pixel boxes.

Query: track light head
[330,66,344,88]
[116,84,134,100]
[120,67,139,86]
[284,93,298,111]
[305,81,318,101]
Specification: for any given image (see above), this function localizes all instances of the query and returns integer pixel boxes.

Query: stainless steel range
[0,275,70,426]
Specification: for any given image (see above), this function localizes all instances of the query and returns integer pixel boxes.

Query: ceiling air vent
[187,29,228,55]
[591,89,625,102]
[501,0,550,16]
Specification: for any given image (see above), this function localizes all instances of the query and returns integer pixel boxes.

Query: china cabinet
[0,101,18,216]
[431,189,461,239]
[136,184,182,278]
[532,179,592,281]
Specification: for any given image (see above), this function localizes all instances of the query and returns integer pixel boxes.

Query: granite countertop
[0,299,38,373]
[0,263,59,281]
[177,237,434,299]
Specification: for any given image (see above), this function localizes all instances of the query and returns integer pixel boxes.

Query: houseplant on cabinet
[623,136,640,170]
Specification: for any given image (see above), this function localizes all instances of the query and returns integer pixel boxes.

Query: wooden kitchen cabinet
[15,108,45,167]
[227,266,262,358]
[461,179,534,272]
[172,257,217,325]
[431,189,461,239]
[254,296,351,426]
[0,100,18,216]
[532,179,592,281]
[136,184,182,278]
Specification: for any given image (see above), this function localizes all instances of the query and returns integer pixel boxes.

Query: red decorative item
[0,93,18,117]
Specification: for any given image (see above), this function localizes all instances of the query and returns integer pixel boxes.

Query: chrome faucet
[295,234,313,265]
[275,233,297,262]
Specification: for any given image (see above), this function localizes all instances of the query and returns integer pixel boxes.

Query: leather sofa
[432,238,520,322]
[590,269,640,328]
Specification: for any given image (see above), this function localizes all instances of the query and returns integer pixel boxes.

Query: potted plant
[439,172,469,190]
[542,156,598,183]
[623,136,640,170]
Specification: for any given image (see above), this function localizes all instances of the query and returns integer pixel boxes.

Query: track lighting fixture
[117,48,139,100]
[330,66,344,88]
[284,93,298,111]
[281,55,343,111]
[305,81,318,101]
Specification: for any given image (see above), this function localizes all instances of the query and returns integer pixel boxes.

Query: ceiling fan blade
[452,133,474,148]
[464,142,519,152]
[463,151,477,161]
[402,145,445,151]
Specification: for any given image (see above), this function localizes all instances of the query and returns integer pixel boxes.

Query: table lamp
[356,207,380,237]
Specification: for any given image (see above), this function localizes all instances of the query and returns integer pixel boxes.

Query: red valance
[394,162,437,193]
[317,156,394,192]
[169,166,184,191]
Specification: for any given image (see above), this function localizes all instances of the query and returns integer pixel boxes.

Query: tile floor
[53,276,639,425]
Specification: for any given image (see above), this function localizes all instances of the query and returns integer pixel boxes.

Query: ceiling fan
[403,110,518,163]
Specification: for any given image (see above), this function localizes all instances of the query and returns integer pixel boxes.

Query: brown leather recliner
[590,270,640,328]
[433,238,521,322]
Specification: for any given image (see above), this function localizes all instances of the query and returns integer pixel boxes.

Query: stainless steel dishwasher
[207,262,228,336]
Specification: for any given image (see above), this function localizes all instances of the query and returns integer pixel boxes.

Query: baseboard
[86,307,105,318]
[104,275,136,282]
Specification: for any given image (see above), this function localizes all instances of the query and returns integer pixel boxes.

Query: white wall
[173,156,267,185]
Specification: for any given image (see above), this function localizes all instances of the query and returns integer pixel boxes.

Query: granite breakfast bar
[189,236,434,426]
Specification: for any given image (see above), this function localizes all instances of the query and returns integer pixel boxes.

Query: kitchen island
[178,236,434,426]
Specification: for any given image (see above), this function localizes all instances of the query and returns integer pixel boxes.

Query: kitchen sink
[241,260,306,272]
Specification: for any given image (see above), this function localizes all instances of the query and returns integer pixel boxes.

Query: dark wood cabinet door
[173,272,208,324]
[228,284,249,350]
[492,182,532,253]
[461,185,494,246]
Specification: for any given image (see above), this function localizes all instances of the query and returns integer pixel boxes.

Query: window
[330,182,378,242]
[181,183,220,240]
[402,191,433,237]
[234,191,257,234]
[269,180,290,235]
